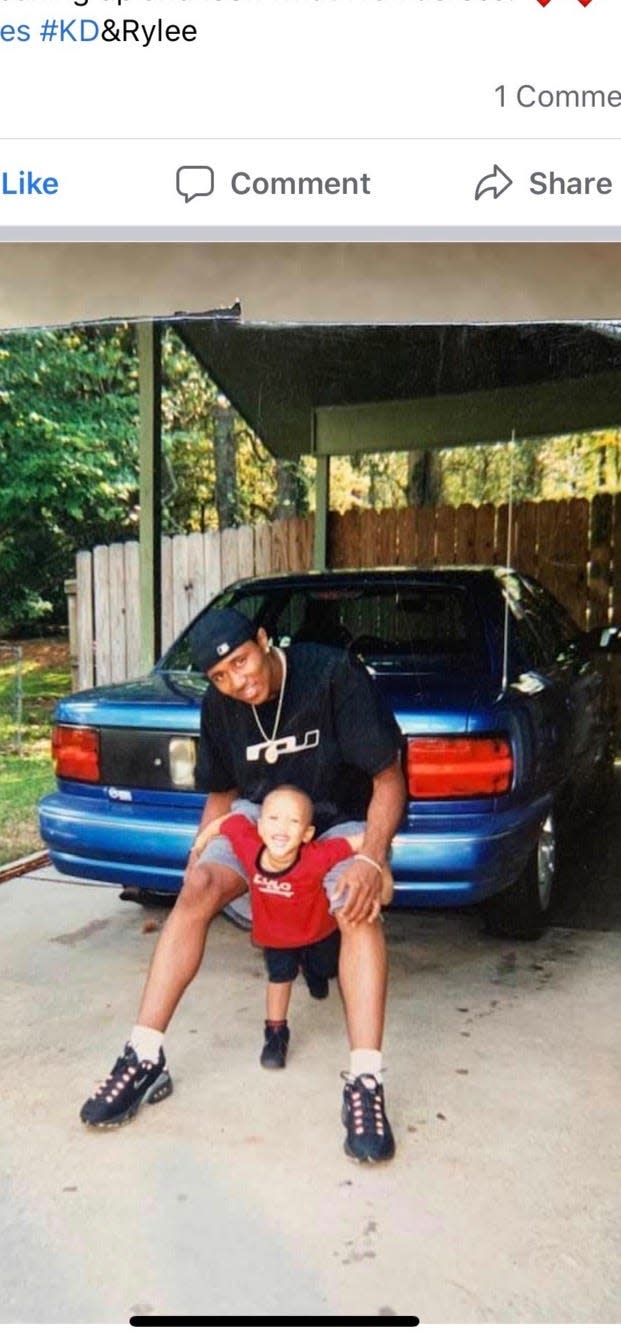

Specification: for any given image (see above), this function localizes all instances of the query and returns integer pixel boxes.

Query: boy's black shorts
[263,929,341,983]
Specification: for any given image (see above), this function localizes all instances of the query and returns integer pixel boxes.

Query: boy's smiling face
[257,788,315,867]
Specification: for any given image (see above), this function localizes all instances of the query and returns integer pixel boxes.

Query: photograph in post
[0,242,620,1328]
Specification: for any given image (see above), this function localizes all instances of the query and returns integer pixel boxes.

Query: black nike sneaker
[260,1023,290,1070]
[80,1043,172,1128]
[341,1072,395,1163]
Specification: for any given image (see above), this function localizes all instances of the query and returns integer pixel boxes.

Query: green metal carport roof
[137,314,621,667]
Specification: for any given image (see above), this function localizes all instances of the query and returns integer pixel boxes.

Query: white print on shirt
[253,874,294,898]
[246,728,320,766]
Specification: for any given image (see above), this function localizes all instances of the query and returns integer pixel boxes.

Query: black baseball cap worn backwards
[190,608,258,672]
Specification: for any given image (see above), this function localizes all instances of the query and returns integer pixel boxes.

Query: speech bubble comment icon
[176,165,215,203]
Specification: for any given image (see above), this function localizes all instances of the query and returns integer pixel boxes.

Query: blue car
[39,567,618,939]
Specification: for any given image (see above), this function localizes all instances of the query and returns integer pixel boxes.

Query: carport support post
[138,321,163,673]
[313,437,330,571]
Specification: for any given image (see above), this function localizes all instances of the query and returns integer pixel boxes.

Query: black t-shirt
[196,643,403,835]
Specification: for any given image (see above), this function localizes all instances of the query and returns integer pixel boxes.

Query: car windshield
[160,581,490,677]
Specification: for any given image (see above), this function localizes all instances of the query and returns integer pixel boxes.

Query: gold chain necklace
[250,648,287,764]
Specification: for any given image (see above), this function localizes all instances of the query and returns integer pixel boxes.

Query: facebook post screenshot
[1,0,620,1337]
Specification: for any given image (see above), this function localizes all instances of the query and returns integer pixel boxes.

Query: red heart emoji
[577,1,593,7]
[536,1,552,7]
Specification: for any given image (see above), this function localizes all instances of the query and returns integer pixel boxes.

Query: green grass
[0,642,71,865]
[0,751,56,865]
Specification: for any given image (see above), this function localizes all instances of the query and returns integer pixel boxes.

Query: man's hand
[334,756,404,924]
[185,790,239,872]
[334,856,383,925]
[187,812,232,867]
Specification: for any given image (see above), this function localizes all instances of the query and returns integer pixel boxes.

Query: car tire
[220,894,253,931]
[584,749,617,822]
[119,888,253,930]
[119,888,175,908]
[483,810,556,941]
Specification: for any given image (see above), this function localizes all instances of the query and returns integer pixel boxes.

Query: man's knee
[177,862,244,922]
[335,912,386,947]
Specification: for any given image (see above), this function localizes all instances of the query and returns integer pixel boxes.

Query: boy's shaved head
[260,785,314,826]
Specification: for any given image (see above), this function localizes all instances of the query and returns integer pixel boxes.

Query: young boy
[193,785,393,1070]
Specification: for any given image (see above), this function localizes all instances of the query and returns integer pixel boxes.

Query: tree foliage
[160,329,310,531]
[439,430,621,507]
[0,325,139,632]
[329,431,621,514]
[0,324,311,633]
[327,452,408,513]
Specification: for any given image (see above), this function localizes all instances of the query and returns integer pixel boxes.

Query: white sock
[349,1049,383,1084]
[130,1025,165,1064]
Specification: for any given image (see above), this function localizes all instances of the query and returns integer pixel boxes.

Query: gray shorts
[198,799,363,914]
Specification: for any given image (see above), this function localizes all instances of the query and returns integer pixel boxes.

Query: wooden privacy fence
[330,493,621,630]
[71,516,314,689]
[70,494,621,690]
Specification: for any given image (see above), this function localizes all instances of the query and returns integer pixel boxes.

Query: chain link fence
[0,643,24,754]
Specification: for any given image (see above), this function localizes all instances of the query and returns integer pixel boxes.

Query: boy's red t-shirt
[219,813,354,948]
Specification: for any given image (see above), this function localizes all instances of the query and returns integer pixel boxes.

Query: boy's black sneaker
[260,1023,290,1069]
[80,1043,173,1129]
[302,968,330,1000]
[341,1072,395,1163]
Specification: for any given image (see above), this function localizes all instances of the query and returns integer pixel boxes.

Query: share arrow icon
[474,165,513,201]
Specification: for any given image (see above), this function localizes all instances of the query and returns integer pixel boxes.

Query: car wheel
[119,888,253,930]
[220,894,253,931]
[119,888,175,908]
[483,810,556,941]
[584,748,617,822]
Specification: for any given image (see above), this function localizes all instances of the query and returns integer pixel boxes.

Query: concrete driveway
[1,858,620,1325]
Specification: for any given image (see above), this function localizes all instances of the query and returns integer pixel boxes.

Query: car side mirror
[574,626,621,656]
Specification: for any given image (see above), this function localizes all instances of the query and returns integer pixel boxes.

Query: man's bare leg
[137,862,247,1030]
[335,915,395,1162]
[335,915,387,1049]
[80,861,246,1128]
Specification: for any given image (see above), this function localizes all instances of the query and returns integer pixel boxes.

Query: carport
[136,316,621,666]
